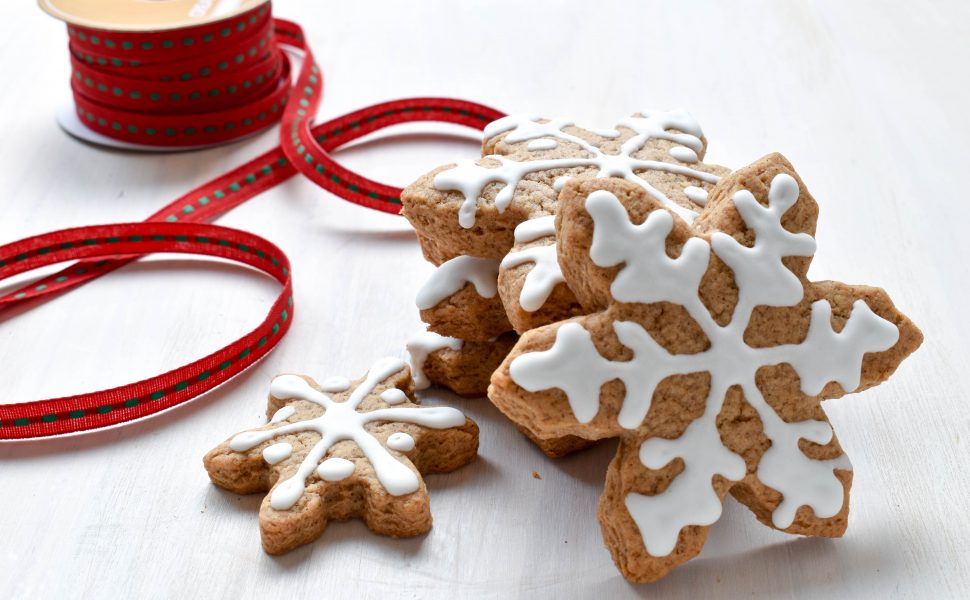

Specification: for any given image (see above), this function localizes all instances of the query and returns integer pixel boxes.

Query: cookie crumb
[532,471,542,480]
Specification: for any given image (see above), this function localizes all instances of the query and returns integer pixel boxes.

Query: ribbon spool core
[39,0,270,32]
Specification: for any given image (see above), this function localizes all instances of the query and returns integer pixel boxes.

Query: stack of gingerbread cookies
[403,111,728,396]
[402,111,921,581]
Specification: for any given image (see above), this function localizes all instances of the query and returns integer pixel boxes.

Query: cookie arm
[744,280,924,401]
[598,436,733,583]
[728,423,852,537]
[419,272,512,342]
[257,451,435,554]
[203,441,275,495]
[498,231,584,334]
[404,419,480,475]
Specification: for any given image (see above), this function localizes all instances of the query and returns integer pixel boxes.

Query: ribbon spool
[2,1,504,439]
[45,0,292,151]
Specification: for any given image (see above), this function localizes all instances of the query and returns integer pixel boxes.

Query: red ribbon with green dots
[0,223,293,438]
[0,2,504,439]
[69,3,290,146]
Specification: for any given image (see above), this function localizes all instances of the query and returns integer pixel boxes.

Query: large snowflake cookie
[404,110,729,395]
[489,154,922,581]
[204,357,479,554]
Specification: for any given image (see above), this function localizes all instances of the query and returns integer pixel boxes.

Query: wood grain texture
[0,0,967,598]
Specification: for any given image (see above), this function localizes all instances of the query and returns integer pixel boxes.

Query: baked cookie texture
[415,255,511,342]
[406,331,518,397]
[489,154,922,581]
[403,111,729,263]
[405,110,729,400]
[204,358,478,554]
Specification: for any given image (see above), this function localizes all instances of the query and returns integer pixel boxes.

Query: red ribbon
[0,223,293,438]
[68,4,289,147]
[0,2,504,439]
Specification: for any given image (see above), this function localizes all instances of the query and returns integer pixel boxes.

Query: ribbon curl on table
[0,2,504,439]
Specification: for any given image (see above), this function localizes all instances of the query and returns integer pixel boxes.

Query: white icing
[416,256,499,310]
[269,405,295,424]
[483,113,539,139]
[380,388,408,405]
[229,357,468,509]
[501,216,564,312]
[512,214,557,244]
[387,432,416,452]
[590,128,621,139]
[434,110,719,228]
[317,457,355,481]
[669,146,699,163]
[509,175,898,556]
[553,176,571,192]
[527,138,559,151]
[320,376,351,393]
[262,442,292,465]
[406,332,464,390]
[684,186,709,206]
[503,117,576,144]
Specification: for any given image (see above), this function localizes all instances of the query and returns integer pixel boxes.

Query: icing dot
[684,186,709,206]
[553,176,571,192]
[320,376,351,392]
[669,146,699,163]
[527,138,558,151]
[316,457,356,481]
[387,432,416,452]
[262,442,292,465]
[269,405,295,424]
[270,374,312,400]
[380,388,408,405]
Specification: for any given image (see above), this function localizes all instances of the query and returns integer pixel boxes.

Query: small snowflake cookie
[489,154,922,581]
[404,110,729,394]
[203,357,478,554]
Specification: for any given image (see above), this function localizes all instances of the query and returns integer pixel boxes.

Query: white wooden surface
[1,1,967,598]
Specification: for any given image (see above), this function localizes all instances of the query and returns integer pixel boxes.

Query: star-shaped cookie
[490,154,922,581]
[204,357,479,554]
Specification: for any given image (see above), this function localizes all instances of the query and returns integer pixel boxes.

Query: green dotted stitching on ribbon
[1,289,294,428]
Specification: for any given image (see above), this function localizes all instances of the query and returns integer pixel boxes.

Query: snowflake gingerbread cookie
[204,357,478,554]
[489,154,922,581]
[404,110,729,397]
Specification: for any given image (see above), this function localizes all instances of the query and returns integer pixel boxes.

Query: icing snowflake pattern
[509,174,900,556]
[500,216,565,312]
[434,110,721,228]
[228,357,467,510]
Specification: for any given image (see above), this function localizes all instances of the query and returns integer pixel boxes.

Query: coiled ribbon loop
[0,2,504,439]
